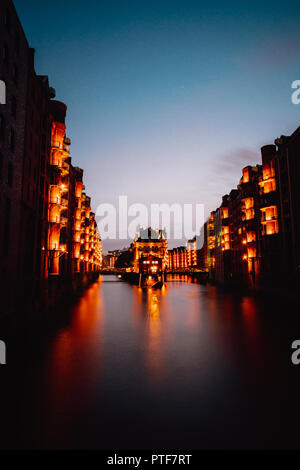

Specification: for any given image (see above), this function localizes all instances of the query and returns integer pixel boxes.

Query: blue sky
[15,0,300,250]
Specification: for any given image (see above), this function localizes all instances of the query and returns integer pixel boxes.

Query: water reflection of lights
[131,285,169,386]
[44,279,105,425]
[146,289,164,385]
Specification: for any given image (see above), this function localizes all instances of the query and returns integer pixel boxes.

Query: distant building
[187,237,198,267]
[168,246,188,270]
[197,223,208,271]
[106,250,123,268]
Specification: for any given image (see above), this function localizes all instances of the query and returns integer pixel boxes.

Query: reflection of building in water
[130,286,168,384]
[148,292,160,319]
[146,290,163,384]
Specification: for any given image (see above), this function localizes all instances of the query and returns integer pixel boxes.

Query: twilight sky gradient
[15,0,300,251]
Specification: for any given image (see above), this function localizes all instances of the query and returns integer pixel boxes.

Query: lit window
[243,168,249,183]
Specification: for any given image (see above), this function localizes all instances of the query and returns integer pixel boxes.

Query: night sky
[14,0,300,250]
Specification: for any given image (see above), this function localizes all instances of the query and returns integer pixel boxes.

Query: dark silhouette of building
[0,0,30,314]
[0,1,102,316]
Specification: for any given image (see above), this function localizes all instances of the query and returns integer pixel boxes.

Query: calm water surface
[2,275,300,449]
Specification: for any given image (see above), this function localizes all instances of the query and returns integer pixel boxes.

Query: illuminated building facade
[47,101,102,276]
[105,250,123,268]
[132,228,168,274]
[187,237,198,267]
[207,212,216,280]
[0,1,102,315]
[257,145,281,285]
[206,129,300,289]
[168,228,207,272]
[207,161,272,287]
[18,51,56,288]
[168,246,188,270]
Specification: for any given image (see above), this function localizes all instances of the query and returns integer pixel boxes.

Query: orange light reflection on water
[41,279,105,432]
[131,285,171,387]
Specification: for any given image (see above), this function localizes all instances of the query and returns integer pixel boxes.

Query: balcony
[261,222,279,236]
[73,222,81,232]
[49,216,60,224]
[49,197,61,206]
[261,216,277,223]
[260,205,278,224]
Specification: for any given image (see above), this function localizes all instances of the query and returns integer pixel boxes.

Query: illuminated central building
[132,228,168,275]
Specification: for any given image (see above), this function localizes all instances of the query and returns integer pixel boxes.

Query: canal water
[1,275,300,449]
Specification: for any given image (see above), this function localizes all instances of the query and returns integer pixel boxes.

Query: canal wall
[0,271,100,324]
[207,274,300,301]
[34,271,100,314]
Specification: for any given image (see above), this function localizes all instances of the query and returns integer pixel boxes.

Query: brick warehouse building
[0,0,29,314]
[168,228,207,272]
[275,129,300,284]
[206,128,300,290]
[0,0,102,316]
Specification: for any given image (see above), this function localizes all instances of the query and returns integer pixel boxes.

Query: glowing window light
[247,232,256,243]
[243,197,254,209]
[243,168,249,183]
